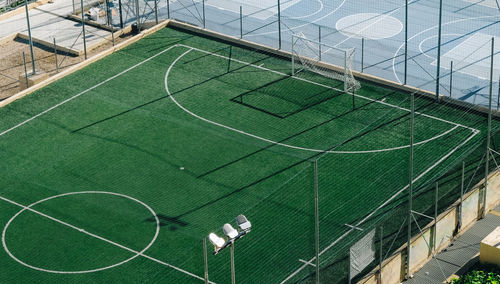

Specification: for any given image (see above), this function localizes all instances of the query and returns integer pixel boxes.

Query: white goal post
[292,33,360,93]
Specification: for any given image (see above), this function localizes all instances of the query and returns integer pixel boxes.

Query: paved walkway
[0,0,112,52]
[405,204,500,284]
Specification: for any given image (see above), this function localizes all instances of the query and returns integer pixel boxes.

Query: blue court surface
[160,0,500,107]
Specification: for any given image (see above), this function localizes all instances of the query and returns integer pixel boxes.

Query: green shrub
[452,265,500,284]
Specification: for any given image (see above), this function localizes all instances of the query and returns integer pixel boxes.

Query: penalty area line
[0,195,213,283]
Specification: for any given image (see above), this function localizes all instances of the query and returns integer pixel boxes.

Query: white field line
[178,44,478,133]
[280,129,479,283]
[166,48,464,154]
[0,45,179,138]
[0,194,212,282]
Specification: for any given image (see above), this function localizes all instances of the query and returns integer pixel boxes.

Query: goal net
[292,33,360,92]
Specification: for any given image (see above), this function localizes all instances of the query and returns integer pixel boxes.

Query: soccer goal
[292,33,360,93]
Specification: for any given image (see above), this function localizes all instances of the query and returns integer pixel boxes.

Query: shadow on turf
[145,214,188,231]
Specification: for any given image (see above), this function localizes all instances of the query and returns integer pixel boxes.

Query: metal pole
[291,35,295,76]
[154,0,158,24]
[406,92,415,279]
[344,50,347,93]
[24,0,36,74]
[202,0,205,28]
[483,37,494,218]
[361,37,364,73]
[314,160,320,284]
[239,6,242,39]
[379,226,383,283]
[459,161,464,229]
[167,0,170,19]
[135,0,140,31]
[497,75,499,110]
[81,0,87,60]
[434,183,438,252]
[404,0,408,85]
[119,0,123,28]
[230,242,236,284]
[22,51,29,88]
[318,25,322,61]
[105,0,110,26]
[203,238,209,284]
[111,28,115,46]
[277,0,281,50]
[435,0,443,101]
[53,38,58,73]
[348,251,352,284]
[449,61,453,98]
[72,0,76,14]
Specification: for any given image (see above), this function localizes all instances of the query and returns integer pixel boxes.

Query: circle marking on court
[2,191,160,274]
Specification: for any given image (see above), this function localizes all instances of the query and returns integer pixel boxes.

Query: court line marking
[392,15,500,84]
[0,191,213,282]
[285,0,323,20]
[280,129,479,283]
[245,0,347,37]
[166,50,462,153]
[418,34,463,61]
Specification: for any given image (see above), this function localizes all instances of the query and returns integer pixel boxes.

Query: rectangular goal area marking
[432,33,499,80]
[204,0,301,20]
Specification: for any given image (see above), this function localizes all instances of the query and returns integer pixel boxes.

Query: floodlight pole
[80,0,87,60]
[404,0,408,85]
[167,0,170,19]
[203,238,209,284]
[24,0,36,74]
[135,0,140,30]
[314,160,320,284]
[154,0,158,24]
[202,0,205,28]
[435,0,443,102]
[483,37,494,218]
[277,0,281,49]
[230,242,236,284]
[406,92,415,279]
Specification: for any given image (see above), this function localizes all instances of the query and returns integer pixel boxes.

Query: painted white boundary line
[0,192,212,282]
[0,45,178,138]
[166,48,464,154]
[177,44,477,133]
[280,130,480,283]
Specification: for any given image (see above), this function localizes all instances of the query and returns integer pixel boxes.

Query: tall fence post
[483,37,494,218]
[449,61,453,98]
[119,0,123,28]
[53,38,59,73]
[80,0,87,60]
[406,92,415,279]
[134,0,140,30]
[404,0,408,85]
[435,0,443,101]
[434,182,438,252]
[22,51,29,88]
[318,25,322,61]
[203,238,209,284]
[497,75,499,110]
[105,0,110,26]
[24,0,36,74]
[230,242,236,284]
[202,0,206,28]
[154,0,158,24]
[458,161,465,229]
[361,37,364,73]
[378,226,383,283]
[239,6,243,39]
[277,0,281,50]
[314,160,320,284]
[167,0,170,19]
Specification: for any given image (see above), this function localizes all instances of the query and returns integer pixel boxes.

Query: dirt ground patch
[0,31,134,99]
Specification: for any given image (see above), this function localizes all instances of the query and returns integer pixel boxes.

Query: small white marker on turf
[180,167,184,170]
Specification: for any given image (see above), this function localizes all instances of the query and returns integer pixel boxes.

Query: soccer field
[0,26,497,283]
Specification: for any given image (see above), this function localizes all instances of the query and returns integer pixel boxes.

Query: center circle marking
[2,191,160,274]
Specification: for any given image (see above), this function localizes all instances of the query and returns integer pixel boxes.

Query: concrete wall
[359,171,500,283]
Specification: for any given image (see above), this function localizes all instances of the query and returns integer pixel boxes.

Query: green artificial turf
[0,26,498,283]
